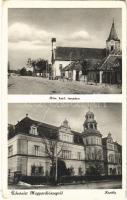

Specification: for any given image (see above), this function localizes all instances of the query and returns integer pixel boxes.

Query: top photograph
[8,8,122,94]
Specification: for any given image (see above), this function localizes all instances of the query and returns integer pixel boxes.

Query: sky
[8,8,122,69]
[8,103,122,144]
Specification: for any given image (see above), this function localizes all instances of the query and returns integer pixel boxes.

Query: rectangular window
[77,152,81,160]
[62,150,71,159]
[34,145,39,156]
[31,166,44,176]
[8,145,13,156]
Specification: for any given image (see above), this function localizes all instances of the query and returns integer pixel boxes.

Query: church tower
[82,110,104,175]
[106,20,120,55]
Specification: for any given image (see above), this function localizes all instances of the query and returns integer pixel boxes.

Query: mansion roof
[8,116,84,145]
[55,46,106,61]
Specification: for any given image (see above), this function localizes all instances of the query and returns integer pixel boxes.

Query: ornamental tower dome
[82,109,104,175]
[83,110,97,131]
[62,118,69,128]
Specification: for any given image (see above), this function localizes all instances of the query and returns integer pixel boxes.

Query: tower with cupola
[106,20,120,55]
[82,110,104,175]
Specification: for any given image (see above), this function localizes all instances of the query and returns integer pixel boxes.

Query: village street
[8,76,121,94]
[8,179,122,189]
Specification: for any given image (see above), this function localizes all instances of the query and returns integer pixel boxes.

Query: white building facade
[8,111,122,177]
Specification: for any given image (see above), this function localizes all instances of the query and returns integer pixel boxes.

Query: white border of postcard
[1,1,127,200]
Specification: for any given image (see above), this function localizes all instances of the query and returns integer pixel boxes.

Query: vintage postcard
[1,1,127,200]
[8,103,122,189]
[7,3,125,95]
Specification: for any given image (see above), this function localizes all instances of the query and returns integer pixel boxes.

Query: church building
[8,110,122,178]
[52,21,122,84]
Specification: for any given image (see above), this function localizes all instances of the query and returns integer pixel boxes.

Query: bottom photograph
[8,103,122,189]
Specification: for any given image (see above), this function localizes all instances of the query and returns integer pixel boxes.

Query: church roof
[99,55,122,71]
[63,59,104,72]
[55,46,106,61]
[107,21,120,41]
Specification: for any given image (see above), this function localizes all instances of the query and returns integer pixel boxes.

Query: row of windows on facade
[30,126,74,143]
[107,143,119,151]
[107,143,114,150]
[8,145,82,160]
[86,151,103,160]
[29,125,117,147]
[108,154,121,164]
[8,145,121,164]
[84,123,97,130]
[85,152,121,163]
[59,133,73,143]
[83,137,102,146]
[31,165,83,176]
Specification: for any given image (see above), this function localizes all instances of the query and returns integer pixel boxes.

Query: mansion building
[8,110,122,177]
[52,21,122,84]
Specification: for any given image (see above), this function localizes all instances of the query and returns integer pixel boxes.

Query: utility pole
[51,38,56,79]
[55,142,58,184]
[46,60,48,78]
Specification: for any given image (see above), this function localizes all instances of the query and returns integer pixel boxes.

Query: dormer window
[29,124,38,135]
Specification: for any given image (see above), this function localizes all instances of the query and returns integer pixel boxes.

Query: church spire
[106,20,120,55]
[107,20,120,41]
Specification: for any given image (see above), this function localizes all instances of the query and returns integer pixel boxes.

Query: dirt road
[8,76,122,94]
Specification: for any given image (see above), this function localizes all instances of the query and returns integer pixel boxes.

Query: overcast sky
[8,103,122,144]
[8,8,122,69]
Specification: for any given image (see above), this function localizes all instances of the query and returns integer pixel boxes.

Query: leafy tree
[20,67,27,76]
[27,58,49,75]
[35,59,48,73]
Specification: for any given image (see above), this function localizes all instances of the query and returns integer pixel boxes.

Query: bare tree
[39,129,64,184]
